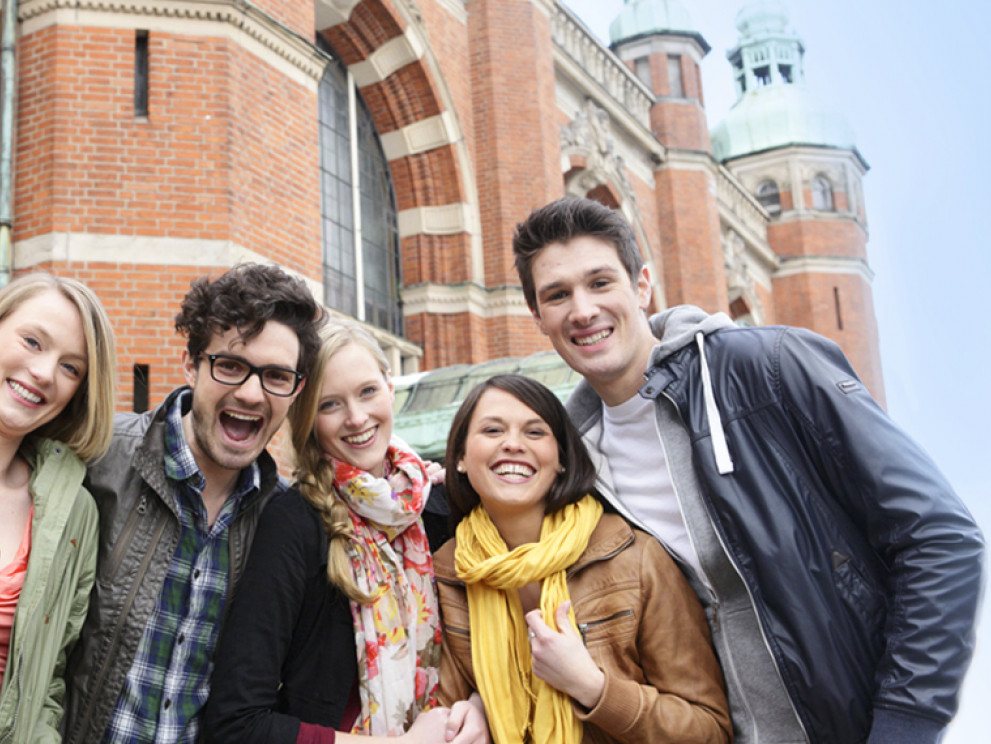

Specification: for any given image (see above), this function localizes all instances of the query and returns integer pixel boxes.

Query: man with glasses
[64,264,323,744]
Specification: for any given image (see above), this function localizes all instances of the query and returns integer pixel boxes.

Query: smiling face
[531,235,656,406]
[0,290,87,446]
[458,388,561,537]
[313,342,394,477]
[182,321,302,481]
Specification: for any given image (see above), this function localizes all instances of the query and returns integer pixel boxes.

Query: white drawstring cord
[696,332,735,475]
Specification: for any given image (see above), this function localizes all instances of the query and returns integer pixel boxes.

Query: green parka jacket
[0,439,97,744]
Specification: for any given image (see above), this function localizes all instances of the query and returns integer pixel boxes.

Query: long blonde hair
[0,273,117,462]
[289,318,392,601]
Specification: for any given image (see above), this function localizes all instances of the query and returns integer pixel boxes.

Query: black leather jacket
[63,388,282,744]
[568,309,984,744]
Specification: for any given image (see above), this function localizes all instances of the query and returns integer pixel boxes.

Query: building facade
[1,0,883,416]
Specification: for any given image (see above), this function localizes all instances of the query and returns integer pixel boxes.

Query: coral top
[0,506,33,690]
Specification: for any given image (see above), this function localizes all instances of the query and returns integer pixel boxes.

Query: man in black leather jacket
[512,197,984,744]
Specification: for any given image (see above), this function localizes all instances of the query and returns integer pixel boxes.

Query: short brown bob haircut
[444,374,599,528]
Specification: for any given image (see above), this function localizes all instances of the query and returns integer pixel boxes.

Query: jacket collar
[568,512,634,576]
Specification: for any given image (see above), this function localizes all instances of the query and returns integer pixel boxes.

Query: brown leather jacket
[434,512,732,744]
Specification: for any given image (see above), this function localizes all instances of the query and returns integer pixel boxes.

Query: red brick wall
[772,271,884,403]
[654,168,728,312]
[15,26,320,274]
[650,100,710,151]
[469,0,563,294]
[251,0,314,38]
[768,218,867,260]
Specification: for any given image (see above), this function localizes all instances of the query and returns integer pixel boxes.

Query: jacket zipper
[103,492,148,579]
[73,513,169,742]
[659,388,810,742]
[577,609,634,645]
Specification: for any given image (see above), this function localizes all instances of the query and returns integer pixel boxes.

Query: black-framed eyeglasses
[197,353,304,397]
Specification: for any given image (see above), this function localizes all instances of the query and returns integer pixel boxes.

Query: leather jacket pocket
[577,609,635,647]
[831,550,886,647]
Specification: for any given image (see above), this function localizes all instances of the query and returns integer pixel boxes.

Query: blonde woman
[206,319,486,744]
[0,273,116,743]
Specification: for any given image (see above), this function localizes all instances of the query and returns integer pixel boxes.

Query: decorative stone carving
[723,229,765,325]
[561,99,636,207]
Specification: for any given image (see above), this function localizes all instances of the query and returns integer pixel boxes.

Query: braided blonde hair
[289,318,392,602]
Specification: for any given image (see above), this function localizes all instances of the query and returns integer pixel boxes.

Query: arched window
[756,179,781,216]
[318,51,403,334]
[812,175,834,211]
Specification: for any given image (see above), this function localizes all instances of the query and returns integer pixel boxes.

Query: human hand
[445,692,489,743]
[445,692,490,743]
[425,460,447,485]
[525,602,605,709]
[402,707,451,743]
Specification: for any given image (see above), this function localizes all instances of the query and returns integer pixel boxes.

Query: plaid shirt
[102,391,261,744]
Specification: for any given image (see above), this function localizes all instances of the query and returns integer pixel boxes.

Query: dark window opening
[667,54,684,97]
[779,64,793,83]
[756,180,781,216]
[318,45,403,335]
[634,56,651,88]
[133,364,149,413]
[812,175,835,211]
[135,30,149,117]
[754,65,771,87]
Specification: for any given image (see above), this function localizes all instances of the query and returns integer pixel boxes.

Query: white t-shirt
[600,392,704,578]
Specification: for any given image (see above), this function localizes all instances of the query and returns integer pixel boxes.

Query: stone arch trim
[317,0,483,285]
[561,100,667,311]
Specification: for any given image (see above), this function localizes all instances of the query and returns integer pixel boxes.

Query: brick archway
[317,1,483,367]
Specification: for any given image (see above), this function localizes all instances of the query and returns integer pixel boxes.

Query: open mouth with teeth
[221,410,263,442]
[8,380,44,405]
[574,328,612,347]
[492,462,536,481]
[342,427,377,447]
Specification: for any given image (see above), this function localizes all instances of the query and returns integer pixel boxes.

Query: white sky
[561,2,990,741]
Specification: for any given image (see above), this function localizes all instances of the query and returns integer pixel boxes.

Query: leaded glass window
[318,51,402,334]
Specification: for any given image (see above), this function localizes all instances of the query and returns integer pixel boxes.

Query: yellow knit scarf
[454,495,603,744]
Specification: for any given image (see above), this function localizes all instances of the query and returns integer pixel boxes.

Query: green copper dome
[609,0,698,44]
[710,2,856,162]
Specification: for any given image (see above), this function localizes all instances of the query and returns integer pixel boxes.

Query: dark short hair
[444,374,599,528]
[174,263,324,377]
[512,197,644,314]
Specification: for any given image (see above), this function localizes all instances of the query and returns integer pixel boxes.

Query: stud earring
[456,463,465,473]
[559,465,566,473]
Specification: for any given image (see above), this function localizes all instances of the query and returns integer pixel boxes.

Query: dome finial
[711,2,857,163]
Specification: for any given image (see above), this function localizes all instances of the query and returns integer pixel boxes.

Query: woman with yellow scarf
[434,375,732,744]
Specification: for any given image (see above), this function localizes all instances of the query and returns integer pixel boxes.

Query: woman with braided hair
[205,319,487,744]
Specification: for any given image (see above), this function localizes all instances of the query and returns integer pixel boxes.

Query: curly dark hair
[174,263,324,377]
[512,197,644,315]
[444,374,599,528]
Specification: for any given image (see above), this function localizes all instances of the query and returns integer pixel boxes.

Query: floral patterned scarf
[330,436,441,735]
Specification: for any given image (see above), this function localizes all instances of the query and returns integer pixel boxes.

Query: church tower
[610,0,729,312]
[711,1,884,402]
